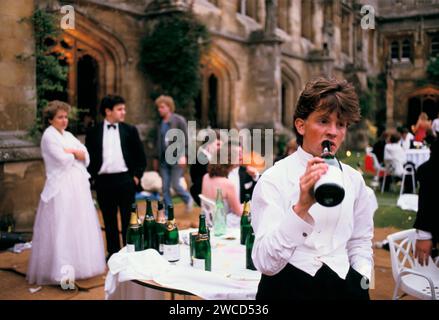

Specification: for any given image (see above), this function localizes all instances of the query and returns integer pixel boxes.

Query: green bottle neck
[198,214,208,235]
[146,201,154,218]
[167,207,174,221]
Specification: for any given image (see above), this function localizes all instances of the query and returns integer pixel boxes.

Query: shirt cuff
[416,230,432,240]
[252,172,260,182]
[352,261,372,282]
[277,203,314,246]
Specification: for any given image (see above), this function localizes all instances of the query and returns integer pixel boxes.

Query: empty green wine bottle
[126,203,144,252]
[155,200,166,255]
[194,212,211,271]
[164,204,180,262]
[245,225,256,270]
[143,200,156,249]
[213,189,227,237]
[240,194,251,245]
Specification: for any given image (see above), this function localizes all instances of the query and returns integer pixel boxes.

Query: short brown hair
[155,95,176,112]
[43,100,71,121]
[207,144,235,177]
[293,78,361,145]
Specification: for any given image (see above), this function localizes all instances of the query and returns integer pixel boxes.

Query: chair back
[387,229,417,282]
[199,194,215,228]
[370,152,383,171]
[387,229,439,299]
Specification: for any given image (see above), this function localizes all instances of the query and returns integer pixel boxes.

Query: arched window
[389,38,412,62]
[401,39,411,61]
[238,0,259,22]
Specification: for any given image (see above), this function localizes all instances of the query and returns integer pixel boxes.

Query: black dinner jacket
[85,122,146,181]
[413,158,439,245]
[238,166,257,203]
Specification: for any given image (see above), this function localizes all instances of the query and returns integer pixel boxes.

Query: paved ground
[0,202,414,300]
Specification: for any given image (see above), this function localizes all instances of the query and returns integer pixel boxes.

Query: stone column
[244,0,282,130]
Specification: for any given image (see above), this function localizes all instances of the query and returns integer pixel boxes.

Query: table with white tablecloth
[104,227,261,300]
[405,149,430,169]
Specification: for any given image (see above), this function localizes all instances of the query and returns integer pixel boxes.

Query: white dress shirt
[432,118,439,135]
[251,147,374,281]
[98,120,128,174]
[384,142,407,177]
[400,132,414,150]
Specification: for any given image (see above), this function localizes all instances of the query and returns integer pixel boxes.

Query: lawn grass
[339,151,417,230]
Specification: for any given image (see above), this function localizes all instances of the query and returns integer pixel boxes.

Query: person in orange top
[411,112,432,142]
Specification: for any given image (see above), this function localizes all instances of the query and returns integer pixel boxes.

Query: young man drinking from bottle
[251,77,374,300]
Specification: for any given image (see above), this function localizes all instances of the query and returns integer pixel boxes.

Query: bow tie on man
[107,124,116,129]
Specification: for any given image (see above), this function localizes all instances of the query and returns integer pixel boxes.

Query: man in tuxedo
[85,95,146,258]
[414,138,439,266]
[228,143,259,203]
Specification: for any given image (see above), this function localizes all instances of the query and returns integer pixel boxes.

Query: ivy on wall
[30,9,68,140]
[139,11,210,120]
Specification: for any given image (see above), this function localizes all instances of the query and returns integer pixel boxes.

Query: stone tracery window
[238,0,260,22]
[431,35,439,57]
[389,37,412,62]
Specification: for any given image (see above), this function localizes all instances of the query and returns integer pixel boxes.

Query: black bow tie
[107,124,116,129]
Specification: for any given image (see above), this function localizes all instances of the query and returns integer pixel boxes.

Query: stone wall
[0,0,36,131]
[0,132,44,231]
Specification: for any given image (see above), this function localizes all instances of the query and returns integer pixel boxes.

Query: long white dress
[27,125,106,285]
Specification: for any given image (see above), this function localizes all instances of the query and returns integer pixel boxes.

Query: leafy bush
[30,9,68,140]
[139,11,210,119]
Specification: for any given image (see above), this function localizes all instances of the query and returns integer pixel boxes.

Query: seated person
[372,130,389,165]
[397,126,414,151]
[384,131,407,178]
[190,130,223,206]
[201,150,243,217]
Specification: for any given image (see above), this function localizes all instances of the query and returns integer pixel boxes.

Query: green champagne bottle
[126,204,144,252]
[155,201,166,255]
[213,188,227,236]
[164,204,180,262]
[193,212,211,271]
[245,225,256,270]
[240,194,252,245]
[143,200,156,249]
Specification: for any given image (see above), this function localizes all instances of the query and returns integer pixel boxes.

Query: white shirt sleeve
[347,178,374,280]
[416,230,432,240]
[251,178,314,276]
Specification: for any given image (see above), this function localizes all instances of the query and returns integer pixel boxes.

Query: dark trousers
[95,172,136,257]
[256,263,370,300]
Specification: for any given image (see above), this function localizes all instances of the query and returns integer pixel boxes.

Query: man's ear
[294,118,305,136]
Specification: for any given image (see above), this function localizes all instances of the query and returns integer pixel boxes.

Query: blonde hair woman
[412,112,432,142]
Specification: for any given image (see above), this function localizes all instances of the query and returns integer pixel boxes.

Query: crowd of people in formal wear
[26,79,438,301]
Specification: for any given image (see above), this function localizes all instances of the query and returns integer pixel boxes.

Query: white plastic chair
[387,229,439,300]
[198,194,215,228]
[400,163,416,195]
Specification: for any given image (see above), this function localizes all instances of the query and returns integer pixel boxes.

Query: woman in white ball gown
[27,100,106,285]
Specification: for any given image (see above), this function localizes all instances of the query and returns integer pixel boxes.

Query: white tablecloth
[406,149,430,169]
[105,228,260,300]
